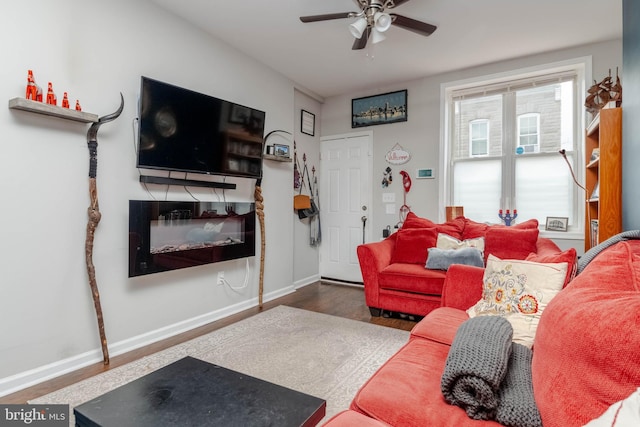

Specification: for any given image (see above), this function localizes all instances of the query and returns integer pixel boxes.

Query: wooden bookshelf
[584,107,622,251]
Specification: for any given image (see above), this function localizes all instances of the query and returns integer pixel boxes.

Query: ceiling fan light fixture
[349,17,368,38]
[374,12,392,32]
[371,27,386,44]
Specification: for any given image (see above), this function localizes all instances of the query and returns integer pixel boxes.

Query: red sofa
[357,213,559,318]
[325,239,640,426]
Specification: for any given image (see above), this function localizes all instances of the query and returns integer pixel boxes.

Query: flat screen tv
[137,76,266,178]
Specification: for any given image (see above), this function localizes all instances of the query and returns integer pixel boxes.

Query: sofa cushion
[467,254,566,348]
[403,212,465,240]
[379,263,446,295]
[350,338,502,427]
[532,241,640,427]
[525,247,577,288]
[389,227,438,265]
[437,233,485,253]
[410,307,470,345]
[462,218,539,240]
[426,247,484,271]
[484,227,539,261]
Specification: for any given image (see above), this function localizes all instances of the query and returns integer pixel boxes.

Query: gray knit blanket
[577,230,640,274]
[496,343,542,427]
[441,317,542,427]
[441,316,512,420]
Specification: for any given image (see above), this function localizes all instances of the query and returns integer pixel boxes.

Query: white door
[320,132,373,283]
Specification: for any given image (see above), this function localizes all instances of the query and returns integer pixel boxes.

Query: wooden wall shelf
[263,154,292,162]
[8,97,98,123]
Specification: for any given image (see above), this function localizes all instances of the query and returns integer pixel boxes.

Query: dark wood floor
[1,281,417,404]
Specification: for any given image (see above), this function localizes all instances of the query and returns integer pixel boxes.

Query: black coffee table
[74,356,326,427]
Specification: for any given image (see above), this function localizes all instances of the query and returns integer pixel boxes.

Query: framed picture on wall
[301,110,315,136]
[352,89,408,128]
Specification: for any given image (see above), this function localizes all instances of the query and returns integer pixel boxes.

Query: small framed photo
[301,110,315,136]
[273,144,290,158]
[545,216,569,232]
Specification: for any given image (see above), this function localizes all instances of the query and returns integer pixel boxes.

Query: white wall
[321,40,622,250]
[293,90,322,287]
[0,0,296,395]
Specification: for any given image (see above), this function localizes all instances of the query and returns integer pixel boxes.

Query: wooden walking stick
[255,178,266,308]
[86,94,124,365]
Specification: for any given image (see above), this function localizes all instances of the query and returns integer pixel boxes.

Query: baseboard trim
[294,274,320,289]
[0,287,296,398]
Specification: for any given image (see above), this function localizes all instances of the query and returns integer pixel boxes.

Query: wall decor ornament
[352,89,407,128]
[385,143,411,165]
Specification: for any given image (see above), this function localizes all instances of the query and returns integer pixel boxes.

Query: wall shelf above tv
[8,97,98,123]
[263,154,292,162]
[139,175,237,190]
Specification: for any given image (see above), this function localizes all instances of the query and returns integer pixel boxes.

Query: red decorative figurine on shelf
[61,92,70,108]
[25,70,43,102]
[45,82,57,106]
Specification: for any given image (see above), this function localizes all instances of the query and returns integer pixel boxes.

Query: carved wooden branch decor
[85,93,124,365]
[255,179,265,307]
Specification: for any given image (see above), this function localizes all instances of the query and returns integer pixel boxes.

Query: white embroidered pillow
[436,233,485,253]
[466,254,567,348]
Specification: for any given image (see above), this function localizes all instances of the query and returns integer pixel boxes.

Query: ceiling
[150,0,622,100]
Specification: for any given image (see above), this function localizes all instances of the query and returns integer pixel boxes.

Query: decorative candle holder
[498,209,518,226]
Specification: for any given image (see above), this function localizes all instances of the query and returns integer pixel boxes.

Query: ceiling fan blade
[352,27,370,50]
[390,14,437,36]
[300,12,355,23]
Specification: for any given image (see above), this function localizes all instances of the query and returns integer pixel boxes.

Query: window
[470,119,489,156]
[518,113,540,153]
[444,64,584,232]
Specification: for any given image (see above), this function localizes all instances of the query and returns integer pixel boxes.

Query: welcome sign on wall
[385,143,411,165]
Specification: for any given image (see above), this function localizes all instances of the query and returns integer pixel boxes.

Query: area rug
[30,305,409,425]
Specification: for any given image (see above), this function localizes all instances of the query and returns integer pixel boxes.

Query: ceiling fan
[300,0,437,50]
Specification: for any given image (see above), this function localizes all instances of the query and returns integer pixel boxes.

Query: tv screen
[137,77,265,178]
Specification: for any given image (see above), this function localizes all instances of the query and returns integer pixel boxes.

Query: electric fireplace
[129,200,255,277]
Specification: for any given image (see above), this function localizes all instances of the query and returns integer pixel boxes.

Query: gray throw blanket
[496,343,542,427]
[441,316,513,420]
[577,230,640,274]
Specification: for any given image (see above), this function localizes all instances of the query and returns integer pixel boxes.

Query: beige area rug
[30,305,409,425]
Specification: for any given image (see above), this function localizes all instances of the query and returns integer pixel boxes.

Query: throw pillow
[484,227,539,261]
[462,218,539,240]
[426,247,484,270]
[467,254,567,348]
[525,248,577,288]
[583,387,640,427]
[403,212,465,239]
[390,227,438,265]
[436,233,485,253]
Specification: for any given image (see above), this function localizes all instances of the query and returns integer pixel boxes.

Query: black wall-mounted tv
[137,76,266,179]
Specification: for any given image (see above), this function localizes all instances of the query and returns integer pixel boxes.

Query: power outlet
[217,271,225,285]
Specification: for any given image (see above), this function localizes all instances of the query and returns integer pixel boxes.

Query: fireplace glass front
[129,200,255,277]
